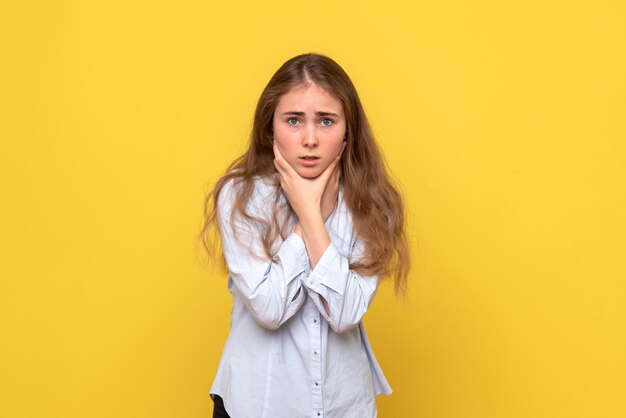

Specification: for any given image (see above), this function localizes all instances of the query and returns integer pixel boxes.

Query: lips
[299,156,320,167]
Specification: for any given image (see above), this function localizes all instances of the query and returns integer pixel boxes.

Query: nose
[302,126,318,148]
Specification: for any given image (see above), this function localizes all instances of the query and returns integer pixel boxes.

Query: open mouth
[299,156,320,167]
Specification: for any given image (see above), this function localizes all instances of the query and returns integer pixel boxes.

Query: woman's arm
[300,219,381,333]
[217,179,307,330]
[293,216,332,316]
[273,144,379,331]
[291,162,341,269]
[273,143,342,317]
[273,142,342,268]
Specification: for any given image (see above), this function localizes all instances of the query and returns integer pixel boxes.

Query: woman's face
[272,82,346,179]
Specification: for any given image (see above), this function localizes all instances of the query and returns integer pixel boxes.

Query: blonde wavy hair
[199,53,410,299]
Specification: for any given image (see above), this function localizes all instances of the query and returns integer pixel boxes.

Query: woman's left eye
[321,118,333,126]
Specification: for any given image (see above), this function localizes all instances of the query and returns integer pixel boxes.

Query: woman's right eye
[287,118,299,126]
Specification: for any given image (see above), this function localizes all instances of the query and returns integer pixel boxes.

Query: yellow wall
[1,1,624,417]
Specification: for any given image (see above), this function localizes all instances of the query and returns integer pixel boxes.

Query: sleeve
[217,180,308,330]
[301,231,381,334]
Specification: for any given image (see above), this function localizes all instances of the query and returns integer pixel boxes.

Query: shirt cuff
[303,242,347,295]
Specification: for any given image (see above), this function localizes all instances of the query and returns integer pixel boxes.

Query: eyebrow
[281,111,340,117]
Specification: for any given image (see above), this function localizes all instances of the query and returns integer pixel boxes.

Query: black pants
[212,394,231,418]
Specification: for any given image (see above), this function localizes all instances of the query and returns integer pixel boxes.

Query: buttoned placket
[303,255,324,417]
[308,300,323,417]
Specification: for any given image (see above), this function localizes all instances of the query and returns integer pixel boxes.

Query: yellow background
[1,1,625,417]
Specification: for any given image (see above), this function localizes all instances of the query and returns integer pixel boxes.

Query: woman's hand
[292,161,340,238]
[273,142,343,224]
[320,162,341,221]
[274,142,345,271]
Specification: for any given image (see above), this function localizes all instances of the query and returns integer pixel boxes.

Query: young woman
[200,52,410,418]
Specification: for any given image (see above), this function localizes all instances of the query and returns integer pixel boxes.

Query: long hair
[199,53,410,299]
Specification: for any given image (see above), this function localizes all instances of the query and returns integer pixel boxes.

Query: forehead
[276,83,343,113]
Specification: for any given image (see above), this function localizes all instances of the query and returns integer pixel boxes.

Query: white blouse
[209,176,392,418]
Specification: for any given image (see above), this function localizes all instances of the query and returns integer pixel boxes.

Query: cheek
[330,125,346,149]
[274,137,298,161]
[274,123,292,142]
[328,137,345,155]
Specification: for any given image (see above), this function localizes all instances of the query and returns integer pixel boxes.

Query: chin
[296,168,323,179]
[298,172,322,179]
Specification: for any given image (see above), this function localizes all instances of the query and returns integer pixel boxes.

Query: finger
[272,141,283,159]
[272,143,281,166]
[330,160,340,184]
[273,145,291,178]
[273,157,287,178]
[319,141,345,183]
[331,150,343,171]
[272,142,285,165]
[319,153,342,185]
[330,164,341,189]
[336,143,346,179]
